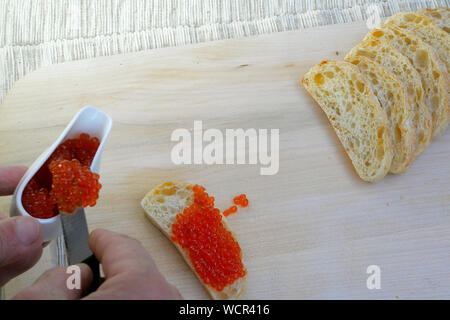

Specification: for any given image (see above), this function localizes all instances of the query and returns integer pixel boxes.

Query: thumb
[13,263,93,300]
[0,216,43,287]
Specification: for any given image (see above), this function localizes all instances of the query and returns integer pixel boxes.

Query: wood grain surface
[1,22,449,299]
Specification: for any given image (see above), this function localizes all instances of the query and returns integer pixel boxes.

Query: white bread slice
[364,25,449,136]
[141,182,246,300]
[346,39,432,156]
[386,12,450,75]
[417,7,450,33]
[302,60,393,182]
[345,56,416,174]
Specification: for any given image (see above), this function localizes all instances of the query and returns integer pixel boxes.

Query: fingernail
[15,217,41,245]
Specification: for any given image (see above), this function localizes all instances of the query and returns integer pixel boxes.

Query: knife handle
[82,254,102,295]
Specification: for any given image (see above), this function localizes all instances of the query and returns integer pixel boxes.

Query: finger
[86,229,182,300]
[0,217,43,287]
[84,274,183,300]
[13,263,93,300]
[0,166,27,196]
[88,229,159,278]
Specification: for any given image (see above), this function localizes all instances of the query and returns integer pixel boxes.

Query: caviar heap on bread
[22,133,102,218]
[141,182,247,299]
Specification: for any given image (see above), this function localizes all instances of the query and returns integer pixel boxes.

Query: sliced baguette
[345,56,416,174]
[141,182,246,300]
[417,7,450,33]
[386,12,450,75]
[302,60,393,182]
[365,25,449,136]
[346,39,432,156]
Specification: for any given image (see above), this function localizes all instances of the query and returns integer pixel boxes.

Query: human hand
[14,229,183,299]
[0,166,43,287]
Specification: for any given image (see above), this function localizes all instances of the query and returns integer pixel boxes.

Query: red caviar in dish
[21,179,56,219]
[22,133,101,218]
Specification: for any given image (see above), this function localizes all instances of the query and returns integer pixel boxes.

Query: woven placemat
[1,0,449,299]
[1,0,449,104]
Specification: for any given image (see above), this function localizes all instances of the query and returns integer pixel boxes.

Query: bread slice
[364,25,449,136]
[386,12,450,75]
[302,60,393,182]
[417,7,450,33]
[141,182,246,300]
[345,56,415,174]
[346,39,432,156]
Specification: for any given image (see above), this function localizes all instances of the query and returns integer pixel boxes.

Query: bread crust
[345,56,416,174]
[386,12,450,76]
[364,25,449,136]
[302,60,393,182]
[346,39,432,156]
[417,7,450,33]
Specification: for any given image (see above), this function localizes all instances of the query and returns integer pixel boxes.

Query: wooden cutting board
[1,21,449,299]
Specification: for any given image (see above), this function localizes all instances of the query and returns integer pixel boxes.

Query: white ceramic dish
[10,106,113,242]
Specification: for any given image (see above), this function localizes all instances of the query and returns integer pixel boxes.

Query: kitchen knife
[60,208,101,294]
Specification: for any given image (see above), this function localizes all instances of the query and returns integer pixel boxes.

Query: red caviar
[22,179,56,219]
[22,133,101,218]
[171,185,246,291]
[49,159,101,213]
[223,205,237,217]
[49,133,99,166]
[233,194,249,207]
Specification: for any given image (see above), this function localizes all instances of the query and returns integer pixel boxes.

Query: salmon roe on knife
[171,185,247,292]
[49,159,101,214]
[22,133,101,219]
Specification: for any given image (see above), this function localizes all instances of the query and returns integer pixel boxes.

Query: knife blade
[60,208,101,294]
